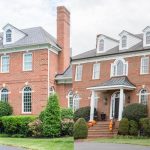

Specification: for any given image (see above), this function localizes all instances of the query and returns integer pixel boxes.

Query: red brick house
[72,29,150,122]
[0,6,72,115]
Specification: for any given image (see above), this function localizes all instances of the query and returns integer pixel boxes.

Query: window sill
[92,78,100,80]
[0,72,10,74]
[22,112,32,115]
[140,73,149,75]
[75,80,82,82]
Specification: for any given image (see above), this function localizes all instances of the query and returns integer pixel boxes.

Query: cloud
[0,0,150,55]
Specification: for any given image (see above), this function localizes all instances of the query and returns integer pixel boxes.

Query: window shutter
[111,64,115,77]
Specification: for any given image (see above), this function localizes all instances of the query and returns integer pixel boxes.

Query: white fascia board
[55,77,72,80]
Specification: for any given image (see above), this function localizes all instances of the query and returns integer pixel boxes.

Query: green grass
[0,137,74,150]
[94,136,150,146]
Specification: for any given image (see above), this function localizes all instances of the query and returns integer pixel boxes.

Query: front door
[114,97,119,119]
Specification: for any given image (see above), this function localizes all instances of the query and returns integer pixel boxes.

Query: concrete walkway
[0,145,26,150]
[75,142,150,150]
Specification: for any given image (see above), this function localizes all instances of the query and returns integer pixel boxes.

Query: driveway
[0,145,26,150]
[75,142,150,150]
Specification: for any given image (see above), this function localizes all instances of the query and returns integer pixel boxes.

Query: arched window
[23,86,32,113]
[99,39,104,51]
[1,88,9,102]
[139,89,148,105]
[6,29,12,42]
[122,36,127,48]
[73,94,80,111]
[116,60,124,76]
[146,32,150,44]
[68,91,73,109]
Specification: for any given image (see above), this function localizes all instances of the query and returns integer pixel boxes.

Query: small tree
[42,94,61,137]
[74,118,88,139]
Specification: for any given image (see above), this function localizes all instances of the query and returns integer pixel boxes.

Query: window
[94,93,98,109]
[49,86,55,95]
[23,53,32,71]
[6,29,12,42]
[99,39,104,51]
[68,91,73,109]
[73,94,80,111]
[75,65,83,81]
[92,63,100,79]
[146,32,150,44]
[111,59,128,77]
[1,55,10,73]
[1,88,8,102]
[139,89,148,105]
[22,86,32,113]
[122,36,127,48]
[141,57,149,74]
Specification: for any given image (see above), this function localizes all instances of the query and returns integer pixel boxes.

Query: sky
[0,0,150,56]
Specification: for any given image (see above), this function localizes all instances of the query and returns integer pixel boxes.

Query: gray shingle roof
[72,33,150,60]
[90,76,135,89]
[0,27,61,50]
[55,65,72,80]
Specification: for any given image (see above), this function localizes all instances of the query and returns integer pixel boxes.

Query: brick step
[88,130,117,133]
[89,126,109,129]
[88,134,114,138]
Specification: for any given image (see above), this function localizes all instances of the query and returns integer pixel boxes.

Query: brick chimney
[57,6,70,74]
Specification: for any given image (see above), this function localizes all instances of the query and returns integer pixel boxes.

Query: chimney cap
[57,6,70,15]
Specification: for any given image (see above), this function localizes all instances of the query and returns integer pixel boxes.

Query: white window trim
[140,57,149,75]
[122,36,127,49]
[75,65,83,81]
[67,91,73,109]
[23,53,32,71]
[1,55,10,73]
[0,88,10,102]
[139,89,149,105]
[92,63,100,80]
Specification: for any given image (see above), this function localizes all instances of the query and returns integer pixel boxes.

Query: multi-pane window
[23,53,32,71]
[141,57,149,74]
[75,65,83,81]
[68,91,73,109]
[92,63,100,79]
[1,55,10,73]
[99,39,104,51]
[1,88,8,102]
[6,29,12,42]
[116,60,124,76]
[49,86,55,96]
[122,36,127,48]
[139,89,148,105]
[23,87,32,113]
[73,94,80,111]
[146,32,150,44]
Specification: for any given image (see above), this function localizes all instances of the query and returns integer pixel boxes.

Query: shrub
[74,106,98,122]
[39,110,45,122]
[129,120,138,136]
[74,118,88,139]
[0,117,4,133]
[61,119,74,136]
[140,118,150,136]
[1,116,36,136]
[28,119,43,137]
[123,103,147,122]
[0,102,13,117]
[118,118,129,135]
[42,94,61,137]
[61,108,74,120]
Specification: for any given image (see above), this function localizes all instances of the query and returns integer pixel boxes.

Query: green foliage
[118,118,129,135]
[140,118,150,136]
[0,117,4,133]
[1,116,36,136]
[0,102,13,117]
[61,108,74,120]
[28,119,43,137]
[129,120,139,136]
[123,103,147,122]
[73,118,88,139]
[39,110,45,122]
[61,119,74,136]
[74,106,98,122]
[42,94,61,137]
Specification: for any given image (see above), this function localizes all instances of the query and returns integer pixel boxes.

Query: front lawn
[0,137,73,150]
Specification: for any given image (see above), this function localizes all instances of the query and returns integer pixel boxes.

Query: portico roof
[87,76,136,91]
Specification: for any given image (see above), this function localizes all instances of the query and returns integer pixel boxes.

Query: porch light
[127,95,130,103]
[103,97,108,105]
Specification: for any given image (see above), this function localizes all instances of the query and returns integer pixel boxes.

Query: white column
[118,88,124,121]
[90,90,95,121]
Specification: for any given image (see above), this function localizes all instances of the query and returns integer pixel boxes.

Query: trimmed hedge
[1,116,36,136]
[123,103,147,122]
[61,108,73,120]
[74,106,98,122]
[118,118,129,135]
[140,118,150,136]
[0,102,13,117]
[129,120,138,136]
[74,118,88,139]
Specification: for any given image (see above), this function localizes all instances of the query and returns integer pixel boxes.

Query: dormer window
[146,32,150,44]
[99,39,104,51]
[122,36,127,48]
[6,29,12,42]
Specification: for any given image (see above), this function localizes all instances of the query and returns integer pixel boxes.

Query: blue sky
[0,0,150,56]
